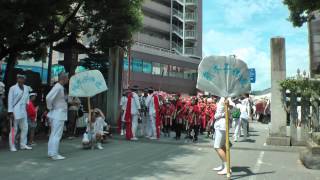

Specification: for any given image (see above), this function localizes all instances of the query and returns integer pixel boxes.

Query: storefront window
[132,58,143,72]
[152,62,161,75]
[143,61,152,74]
[123,57,129,71]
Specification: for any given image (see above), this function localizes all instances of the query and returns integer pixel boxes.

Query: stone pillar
[266,37,290,146]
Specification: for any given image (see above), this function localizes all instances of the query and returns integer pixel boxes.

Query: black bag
[78,108,84,117]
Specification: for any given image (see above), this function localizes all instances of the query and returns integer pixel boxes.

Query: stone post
[266,37,290,146]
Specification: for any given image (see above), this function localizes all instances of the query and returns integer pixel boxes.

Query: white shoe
[51,155,66,160]
[217,168,232,175]
[120,130,124,136]
[212,165,224,171]
[10,147,17,152]
[20,145,32,150]
[131,137,138,141]
[149,137,157,140]
[96,143,104,150]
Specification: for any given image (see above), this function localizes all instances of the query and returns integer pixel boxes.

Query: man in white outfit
[234,94,250,142]
[8,74,32,152]
[46,72,69,160]
[119,89,128,136]
[129,86,141,141]
[145,88,158,140]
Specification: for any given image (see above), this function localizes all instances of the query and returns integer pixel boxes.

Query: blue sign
[249,68,256,83]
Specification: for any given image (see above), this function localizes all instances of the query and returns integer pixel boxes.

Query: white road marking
[249,151,265,180]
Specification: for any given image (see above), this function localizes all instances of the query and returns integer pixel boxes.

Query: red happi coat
[192,104,201,125]
[200,103,207,129]
[124,92,133,140]
[153,95,161,139]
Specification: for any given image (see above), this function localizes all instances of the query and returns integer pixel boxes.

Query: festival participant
[8,74,32,152]
[200,98,207,134]
[27,92,38,146]
[163,100,174,137]
[234,94,250,142]
[119,89,128,136]
[212,97,232,175]
[124,86,141,141]
[174,95,184,140]
[140,89,148,137]
[85,108,107,150]
[67,96,81,139]
[205,98,216,138]
[190,98,201,142]
[46,72,69,160]
[145,88,160,140]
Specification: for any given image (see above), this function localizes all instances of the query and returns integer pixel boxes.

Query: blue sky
[203,0,309,90]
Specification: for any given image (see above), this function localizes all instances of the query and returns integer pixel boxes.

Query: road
[0,122,319,180]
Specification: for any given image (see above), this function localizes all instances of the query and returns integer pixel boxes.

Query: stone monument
[266,37,290,146]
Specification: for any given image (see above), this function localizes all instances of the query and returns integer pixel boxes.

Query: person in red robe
[163,100,174,137]
[174,96,184,140]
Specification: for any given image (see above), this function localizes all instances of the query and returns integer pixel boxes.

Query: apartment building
[124,0,203,94]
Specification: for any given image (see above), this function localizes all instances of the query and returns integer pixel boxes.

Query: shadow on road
[230,166,275,180]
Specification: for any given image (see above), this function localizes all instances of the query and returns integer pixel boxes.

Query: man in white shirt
[124,86,141,141]
[234,94,250,142]
[145,88,159,140]
[212,97,233,175]
[119,90,128,136]
[8,74,32,152]
[46,72,69,160]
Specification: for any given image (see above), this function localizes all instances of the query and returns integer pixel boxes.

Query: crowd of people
[0,73,254,175]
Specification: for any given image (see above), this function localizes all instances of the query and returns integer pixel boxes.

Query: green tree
[283,0,320,27]
[0,0,84,84]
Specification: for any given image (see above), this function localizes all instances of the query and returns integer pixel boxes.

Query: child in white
[86,108,107,150]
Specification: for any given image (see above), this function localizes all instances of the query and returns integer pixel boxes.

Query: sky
[203,0,309,90]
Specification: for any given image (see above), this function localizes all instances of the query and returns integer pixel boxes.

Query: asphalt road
[0,122,319,180]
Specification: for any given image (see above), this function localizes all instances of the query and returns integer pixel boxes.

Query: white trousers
[131,114,139,138]
[9,117,28,149]
[48,119,64,156]
[234,118,248,139]
[149,114,157,138]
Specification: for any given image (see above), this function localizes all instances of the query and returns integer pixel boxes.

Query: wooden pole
[88,97,91,123]
[224,99,231,179]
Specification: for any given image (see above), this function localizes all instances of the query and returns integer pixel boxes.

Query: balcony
[172,42,183,54]
[185,30,196,40]
[172,25,183,38]
[143,16,170,33]
[173,8,184,21]
[185,12,197,22]
[142,0,171,18]
[185,0,198,6]
[174,0,184,5]
[133,33,170,49]
[185,47,195,55]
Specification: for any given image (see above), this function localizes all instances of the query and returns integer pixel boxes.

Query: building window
[143,61,152,74]
[123,58,129,71]
[152,62,161,75]
[132,58,143,72]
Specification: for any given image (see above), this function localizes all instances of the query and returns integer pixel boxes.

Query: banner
[196,56,251,97]
[69,70,108,97]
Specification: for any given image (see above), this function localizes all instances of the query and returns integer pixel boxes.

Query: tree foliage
[283,0,320,27]
[0,0,143,83]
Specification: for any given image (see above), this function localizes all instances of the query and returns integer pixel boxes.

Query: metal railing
[185,30,196,39]
[173,8,184,20]
[185,47,195,55]
[185,0,198,4]
[172,42,183,54]
[185,13,197,21]
[134,42,177,56]
[172,25,183,37]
